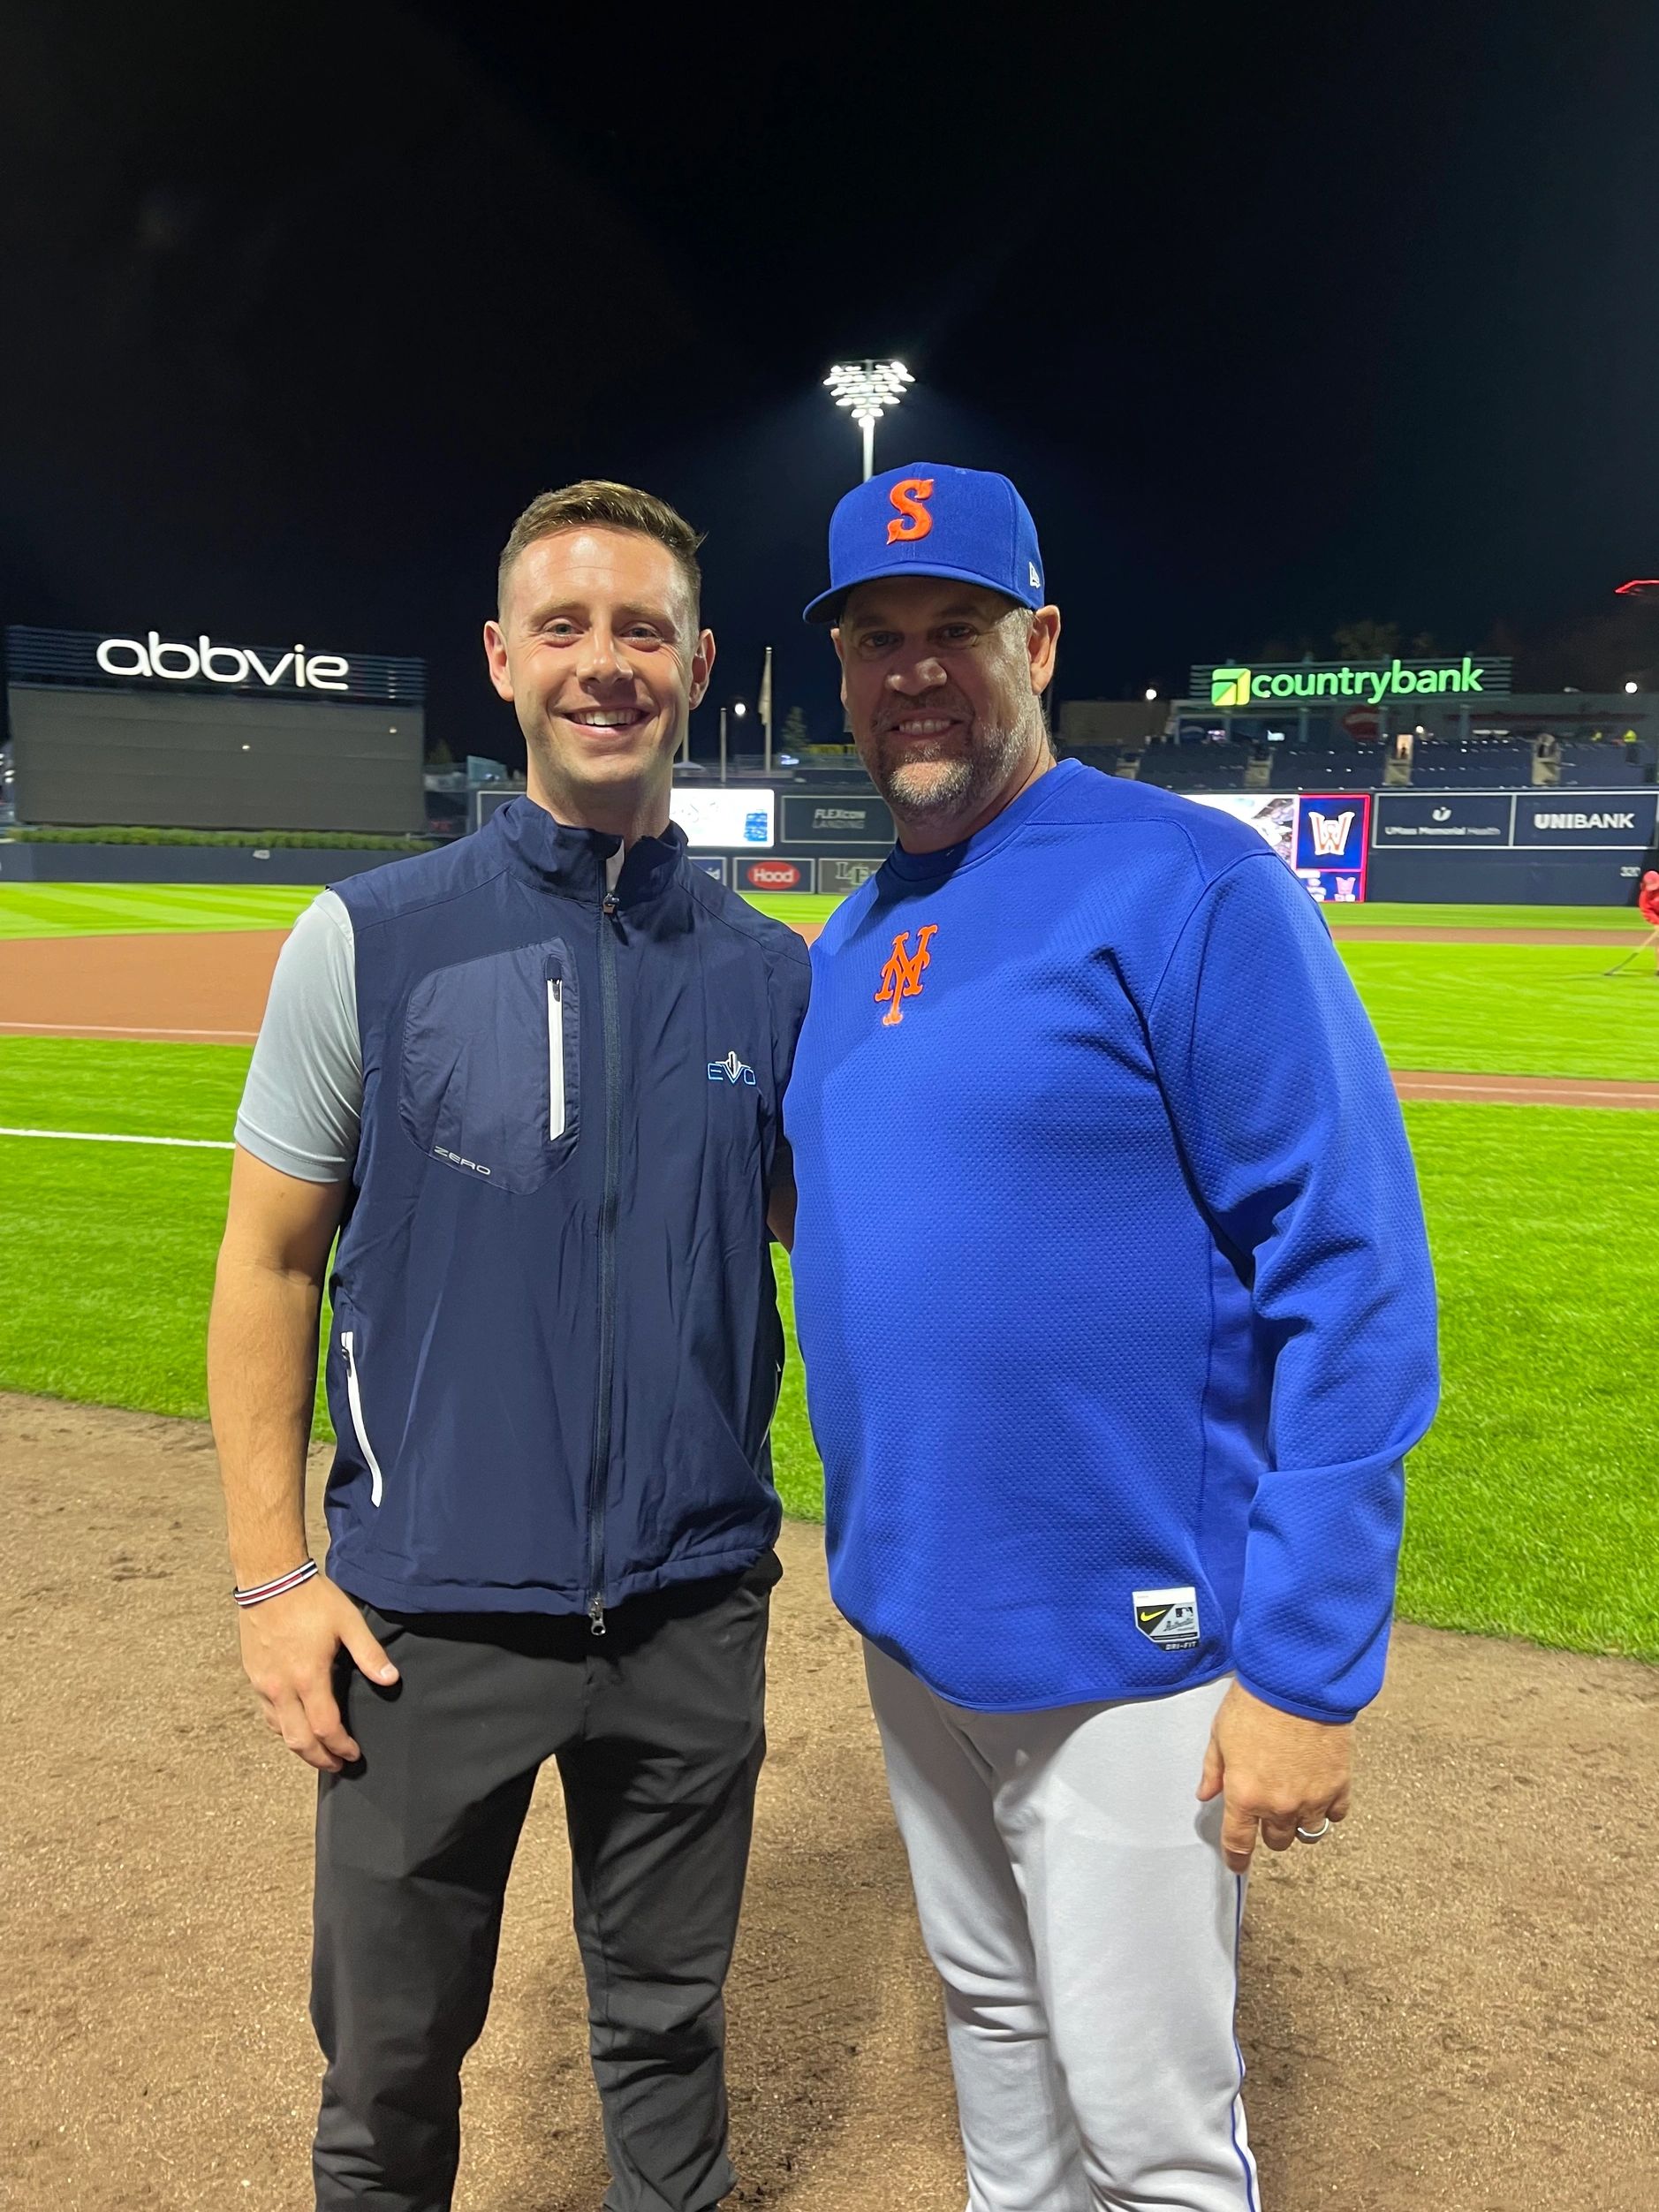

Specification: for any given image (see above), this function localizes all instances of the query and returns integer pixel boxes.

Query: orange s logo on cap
[886,477,936,544]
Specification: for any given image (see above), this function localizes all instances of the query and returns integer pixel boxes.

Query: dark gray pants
[310,1552,780,2212]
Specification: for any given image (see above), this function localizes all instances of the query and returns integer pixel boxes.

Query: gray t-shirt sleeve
[234,890,362,1182]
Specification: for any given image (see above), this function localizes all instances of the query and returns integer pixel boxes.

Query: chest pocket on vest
[398,941,580,1194]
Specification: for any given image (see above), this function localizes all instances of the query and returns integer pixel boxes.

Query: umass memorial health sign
[1190,655,1513,708]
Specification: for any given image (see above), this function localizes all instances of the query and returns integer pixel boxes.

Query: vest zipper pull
[602,892,619,919]
[588,1595,607,1636]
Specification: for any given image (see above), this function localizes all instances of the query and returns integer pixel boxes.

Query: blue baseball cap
[802,461,1046,624]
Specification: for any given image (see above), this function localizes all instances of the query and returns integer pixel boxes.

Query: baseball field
[3,883,1657,2209]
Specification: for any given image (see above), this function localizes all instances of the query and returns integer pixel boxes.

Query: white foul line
[0,1126,233,1149]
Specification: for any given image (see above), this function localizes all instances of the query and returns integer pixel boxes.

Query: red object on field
[1639,871,1659,927]
[1341,705,1380,741]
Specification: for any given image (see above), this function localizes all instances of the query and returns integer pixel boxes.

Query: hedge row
[4,827,436,851]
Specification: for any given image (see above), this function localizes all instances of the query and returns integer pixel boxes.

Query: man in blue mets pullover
[785,464,1438,2211]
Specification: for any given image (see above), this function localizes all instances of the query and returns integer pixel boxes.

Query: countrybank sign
[1192,655,1513,708]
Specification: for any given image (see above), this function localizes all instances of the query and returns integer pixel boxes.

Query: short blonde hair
[497,480,704,621]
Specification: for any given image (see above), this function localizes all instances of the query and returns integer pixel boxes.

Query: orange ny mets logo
[875,925,937,1026]
[886,476,936,544]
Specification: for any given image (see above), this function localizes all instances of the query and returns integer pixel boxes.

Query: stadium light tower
[824,359,914,481]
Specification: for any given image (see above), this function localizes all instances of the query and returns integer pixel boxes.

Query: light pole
[823,360,914,481]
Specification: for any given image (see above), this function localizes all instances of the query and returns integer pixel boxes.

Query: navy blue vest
[322,799,811,1620]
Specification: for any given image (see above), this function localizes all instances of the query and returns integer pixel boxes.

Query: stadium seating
[1133,746,1254,791]
[1408,742,1533,786]
[1557,742,1650,786]
[1268,748,1382,790]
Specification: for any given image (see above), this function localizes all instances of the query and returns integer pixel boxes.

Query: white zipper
[548,977,566,1140]
[340,1329,385,1508]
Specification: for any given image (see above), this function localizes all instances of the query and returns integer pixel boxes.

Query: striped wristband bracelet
[233,1559,319,1608]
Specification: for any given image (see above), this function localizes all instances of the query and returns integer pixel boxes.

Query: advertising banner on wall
[818,855,886,897]
[782,793,895,845]
[670,787,775,848]
[1513,792,1657,847]
[1185,792,1371,900]
[1373,794,1513,845]
[1292,792,1372,902]
[737,856,814,893]
[1184,793,1298,865]
[686,854,727,884]
[1189,655,1512,707]
[5,622,425,705]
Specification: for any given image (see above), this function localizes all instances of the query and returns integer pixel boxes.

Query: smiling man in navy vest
[208,481,810,2212]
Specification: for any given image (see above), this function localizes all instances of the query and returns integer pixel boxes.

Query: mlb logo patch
[1133,1586,1201,1650]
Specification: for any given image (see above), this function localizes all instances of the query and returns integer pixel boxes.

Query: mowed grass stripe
[0,1038,250,1141]
[1328,902,1644,932]
[1398,1102,1659,1659]
[0,884,320,938]
[1336,941,1659,1081]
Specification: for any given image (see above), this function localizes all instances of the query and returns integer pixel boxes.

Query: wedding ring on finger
[1295,1819,1331,1843]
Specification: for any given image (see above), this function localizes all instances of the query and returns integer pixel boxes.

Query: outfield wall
[1367,789,1655,905]
[0,845,415,883]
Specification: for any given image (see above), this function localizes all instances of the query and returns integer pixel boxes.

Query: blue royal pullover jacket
[784,760,1439,1722]
[321,799,811,1620]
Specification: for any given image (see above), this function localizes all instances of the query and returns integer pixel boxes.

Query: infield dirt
[3,1394,1655,2211]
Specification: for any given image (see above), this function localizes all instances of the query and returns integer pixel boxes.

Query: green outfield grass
[4,880,1645,943]
[1,1034,1654,1657]
[1325,902,1645,930]
[1336,941,1659,1081]
[1397,1102,1659,1658]
[0,883,320,936]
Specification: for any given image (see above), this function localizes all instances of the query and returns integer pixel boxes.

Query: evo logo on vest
[708,1049,756,1086]
[875,925,937,1026]
[95,632,351,691]
[1133,1586,1201,1650]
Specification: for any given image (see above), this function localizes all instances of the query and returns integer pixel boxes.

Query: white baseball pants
[864,1645,1260,2212]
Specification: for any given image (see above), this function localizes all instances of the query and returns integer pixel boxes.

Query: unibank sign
[95,632,350,691]
[1194,655,1514,708]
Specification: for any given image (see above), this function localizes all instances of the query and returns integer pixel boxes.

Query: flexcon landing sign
[1192,656,1513,708]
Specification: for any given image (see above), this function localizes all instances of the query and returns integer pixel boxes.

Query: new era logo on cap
[803,462,1046,623]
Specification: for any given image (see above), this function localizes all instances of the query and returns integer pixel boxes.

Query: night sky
[4,0,1657,767]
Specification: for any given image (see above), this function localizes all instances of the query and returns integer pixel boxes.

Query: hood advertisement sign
[1186,792,1371,902]
[738,857,814,893]
[1191,655,1512,708]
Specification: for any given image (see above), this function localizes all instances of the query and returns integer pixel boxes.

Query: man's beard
[869,717,1030,831]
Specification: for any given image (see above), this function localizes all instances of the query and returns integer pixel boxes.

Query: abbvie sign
[95,632,350,692]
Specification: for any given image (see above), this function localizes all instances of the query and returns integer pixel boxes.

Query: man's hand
[1197,1681,1352,1874]
[239,1574,398,1773]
